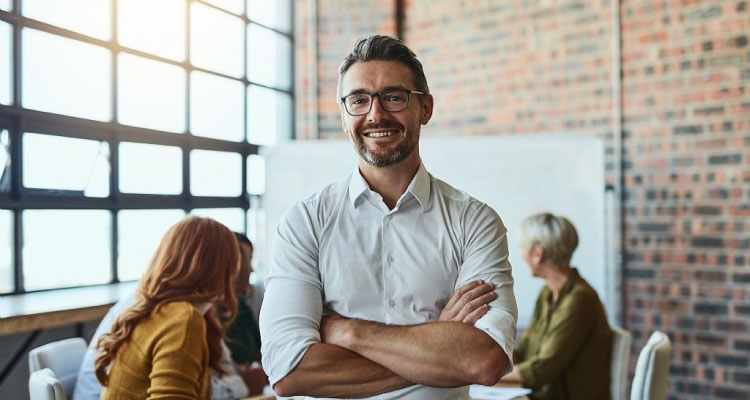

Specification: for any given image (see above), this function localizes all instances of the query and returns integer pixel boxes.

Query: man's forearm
[333,320,508,387]
[273,343,413,398]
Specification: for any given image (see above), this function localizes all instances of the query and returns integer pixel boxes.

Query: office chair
[29,368,67,400]
[630,331,671,400]
[610,325,633,400]
[28,337,87,398]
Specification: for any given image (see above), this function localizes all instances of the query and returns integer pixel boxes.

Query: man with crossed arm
[259,35,518,399]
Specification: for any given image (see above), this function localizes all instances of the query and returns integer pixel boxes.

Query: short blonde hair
[520,212,579,267]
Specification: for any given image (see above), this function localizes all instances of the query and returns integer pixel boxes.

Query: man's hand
[439,280,496,323]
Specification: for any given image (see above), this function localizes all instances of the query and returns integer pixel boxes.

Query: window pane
[118,0,185,61]
[247,0,290,32]
[190,71,244,141]
[0,0,11,11]
[190,2,244,78]
[203,0,243,15]
[247,85,292,145]
[23,210,111,291]
[118,53,186,133]
[23,133,109,197]
[247,24,291,90]
[23,0,110,40]
[246,154,264,195]
[0,21,11,106]
[22,29,111,121]
[191,208,244,233]
[190,149,242,196]
[0,129,9,193]
[119,142,182,194]
[0,209,12,293]
[118,209,184,281]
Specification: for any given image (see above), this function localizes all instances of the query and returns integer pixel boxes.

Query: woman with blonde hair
[95,216,240,399]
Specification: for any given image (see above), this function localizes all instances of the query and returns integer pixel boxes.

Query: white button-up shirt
[260,163,518,400]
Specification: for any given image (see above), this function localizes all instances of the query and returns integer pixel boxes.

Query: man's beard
[352,122,419,167]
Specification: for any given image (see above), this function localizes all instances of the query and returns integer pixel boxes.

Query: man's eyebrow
[344,86,410,96]
[344,88,369,96]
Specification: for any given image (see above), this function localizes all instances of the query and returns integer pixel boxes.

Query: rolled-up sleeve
[259,201,323,386]
[456,202,518,374]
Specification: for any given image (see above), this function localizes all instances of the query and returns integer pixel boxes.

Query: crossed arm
[272,281,508,398]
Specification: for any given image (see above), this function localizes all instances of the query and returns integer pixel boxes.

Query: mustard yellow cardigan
[101,301,210,400]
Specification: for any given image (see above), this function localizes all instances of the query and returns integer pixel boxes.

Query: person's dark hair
[233,232,253,250]
[337,35,429,100]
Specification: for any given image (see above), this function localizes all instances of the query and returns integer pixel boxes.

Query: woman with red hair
[95,216,240,399]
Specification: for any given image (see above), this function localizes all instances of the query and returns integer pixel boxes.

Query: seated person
[74,228,266,399]
[222,233,267,394]
[500,212,612,400]
[94,216,240,399]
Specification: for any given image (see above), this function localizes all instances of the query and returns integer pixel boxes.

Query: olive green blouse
[514,268,612,400]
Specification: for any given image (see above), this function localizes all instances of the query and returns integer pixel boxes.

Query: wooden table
[0,282,137,336]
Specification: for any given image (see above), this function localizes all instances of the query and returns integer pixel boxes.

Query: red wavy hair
[95,216,240,386]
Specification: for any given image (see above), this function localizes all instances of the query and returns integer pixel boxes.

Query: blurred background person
[74,228,268,399]
[94,216,240,399]
[500,212,612,400]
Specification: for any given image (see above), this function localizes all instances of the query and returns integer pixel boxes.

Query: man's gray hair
[337,35,430,100]
[520,212,579,267]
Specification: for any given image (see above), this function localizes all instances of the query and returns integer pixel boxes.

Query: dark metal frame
[0,0,295,295]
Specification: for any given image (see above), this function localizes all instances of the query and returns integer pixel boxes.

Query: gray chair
[610,326,633,400]
[29,368,67,400]
[630,331,671,400]
[28,337,87,399]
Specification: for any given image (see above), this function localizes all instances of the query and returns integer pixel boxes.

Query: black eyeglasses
[340,88,425,116]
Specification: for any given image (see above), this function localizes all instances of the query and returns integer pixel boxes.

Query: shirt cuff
[474,317,516,376]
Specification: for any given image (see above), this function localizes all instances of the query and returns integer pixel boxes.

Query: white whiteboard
[262,135,606,327]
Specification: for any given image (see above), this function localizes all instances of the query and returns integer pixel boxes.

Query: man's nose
[367,95,387,121]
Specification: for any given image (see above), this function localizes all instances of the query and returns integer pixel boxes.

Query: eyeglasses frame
[340,88,426,116]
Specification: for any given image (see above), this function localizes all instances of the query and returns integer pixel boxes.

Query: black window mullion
[11,0,20,110]
[183,0,191,205]
[243,0,250,231]
[110,0,119,284]
[12,208,23,293]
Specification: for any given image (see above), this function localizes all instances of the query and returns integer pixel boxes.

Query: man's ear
[420,94,434,125]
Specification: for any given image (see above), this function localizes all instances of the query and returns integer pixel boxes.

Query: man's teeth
[366,131,398,138]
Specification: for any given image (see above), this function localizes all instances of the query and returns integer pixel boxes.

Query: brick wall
[294,0,396,140]
[295,0,750,399]
[620,1,749,399]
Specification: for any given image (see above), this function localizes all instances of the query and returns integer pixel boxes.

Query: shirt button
[387,255,395,263]
[389,299,396,308]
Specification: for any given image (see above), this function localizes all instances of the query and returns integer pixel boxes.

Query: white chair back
[28,337,87,397]
[29,368,67,400]
[630,331,671,400]
[610,326,632,400]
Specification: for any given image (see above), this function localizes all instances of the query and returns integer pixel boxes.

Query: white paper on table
[469,385,532,400]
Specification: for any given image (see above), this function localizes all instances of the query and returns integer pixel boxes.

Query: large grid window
[0,0,292,294]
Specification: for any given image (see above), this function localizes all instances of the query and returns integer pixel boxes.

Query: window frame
[0,0,294,294]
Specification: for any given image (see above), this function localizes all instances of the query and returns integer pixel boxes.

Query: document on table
[469,384,532,400]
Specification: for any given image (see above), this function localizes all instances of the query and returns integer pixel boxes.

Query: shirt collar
[406,163,430,211]
[347,163,431,212]
[348,166,370,206]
